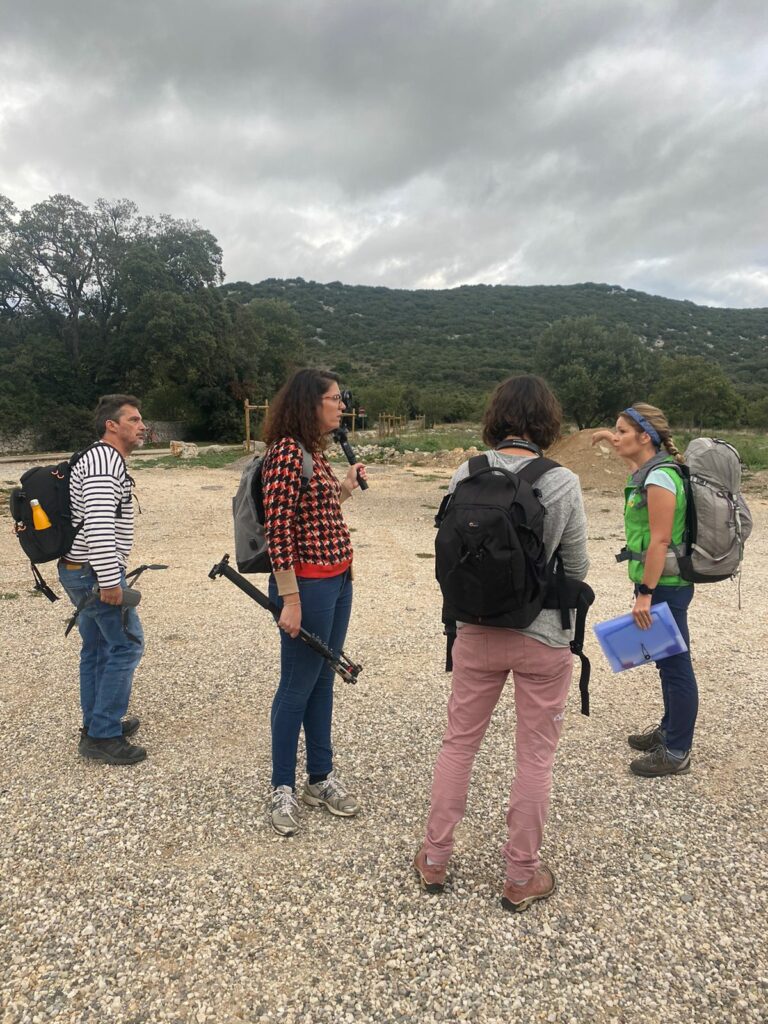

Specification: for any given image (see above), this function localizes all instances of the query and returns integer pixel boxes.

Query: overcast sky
[1,0,767,307]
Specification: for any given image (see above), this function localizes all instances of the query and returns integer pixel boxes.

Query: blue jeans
[268,571,353,789]
[58,564,145,739]
[649,584,698,752]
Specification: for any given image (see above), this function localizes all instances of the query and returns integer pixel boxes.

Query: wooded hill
[223,278,768,396]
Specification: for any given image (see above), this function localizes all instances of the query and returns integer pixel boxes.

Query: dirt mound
[224,431,625,489]
[548,430,624,491]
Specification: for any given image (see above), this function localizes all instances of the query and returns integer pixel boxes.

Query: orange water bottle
[30,498,52,530]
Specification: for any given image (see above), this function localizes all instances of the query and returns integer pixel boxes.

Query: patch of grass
[0,592,19,600]
[375,426,483,454]
[132,450,245,471]
[676,432,768,472]
[415,552,435,559]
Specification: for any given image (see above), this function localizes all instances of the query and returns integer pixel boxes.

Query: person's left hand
[344,462,366,491]
[632,593,653,630]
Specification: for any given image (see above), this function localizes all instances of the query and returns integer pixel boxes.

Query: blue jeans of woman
[268,571,353,789]
[58,563,145,739]
[649,584,698,752]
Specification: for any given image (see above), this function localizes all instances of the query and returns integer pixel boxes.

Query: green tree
[745,395,768,429]
[534,316,658,429]
[652,356,743,430]
[0,192,246,447]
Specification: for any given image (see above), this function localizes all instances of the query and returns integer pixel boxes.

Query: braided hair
[622,403,684,464]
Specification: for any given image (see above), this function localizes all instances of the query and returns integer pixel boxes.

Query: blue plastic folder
[593,602,688,673]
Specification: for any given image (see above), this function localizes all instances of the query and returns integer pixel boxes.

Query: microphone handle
[337,434,369,490]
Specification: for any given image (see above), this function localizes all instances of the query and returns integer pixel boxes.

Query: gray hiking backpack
[617,438,752,584]
[232,441,313,573]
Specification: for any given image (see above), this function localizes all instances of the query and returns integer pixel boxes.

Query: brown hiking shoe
[501,864,556,913]
[413,847,447,894]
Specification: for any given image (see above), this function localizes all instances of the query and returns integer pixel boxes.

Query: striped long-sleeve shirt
[65,443,135,588]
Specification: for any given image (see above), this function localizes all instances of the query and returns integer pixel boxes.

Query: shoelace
[273,787,299,818]
[320,773,347,798]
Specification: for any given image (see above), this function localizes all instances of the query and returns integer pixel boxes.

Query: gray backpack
[618,438,752,583]
[232,441,313,573]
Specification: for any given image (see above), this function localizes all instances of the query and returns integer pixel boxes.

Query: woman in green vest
[594,403,697,777]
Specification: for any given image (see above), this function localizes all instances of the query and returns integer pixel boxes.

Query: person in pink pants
[414,374,589,912]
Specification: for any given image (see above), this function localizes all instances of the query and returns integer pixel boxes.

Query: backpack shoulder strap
[70,441,127,478]
[632,454,680,490]
[466,454,491,477]
[295,441,314,493]
[513,456,560,486]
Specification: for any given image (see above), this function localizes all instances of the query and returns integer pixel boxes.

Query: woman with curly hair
[261,369,366,836]
[414,374,589,913]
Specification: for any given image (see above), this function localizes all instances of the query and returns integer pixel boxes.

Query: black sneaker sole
[81,747,147,766]
[629,760,691,778]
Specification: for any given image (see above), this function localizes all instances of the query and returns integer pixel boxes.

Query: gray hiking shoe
[302,770,359,817]
[630,746,691,777]
[628,724,665,752]
[270,785,300,836]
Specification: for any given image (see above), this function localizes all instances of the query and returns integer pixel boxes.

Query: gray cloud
[1,0,767,305]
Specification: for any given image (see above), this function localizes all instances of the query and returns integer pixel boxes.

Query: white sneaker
[270,785,300,836]
[302,770,360,817]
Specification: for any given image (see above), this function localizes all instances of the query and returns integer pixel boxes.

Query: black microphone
[333,428,368,490]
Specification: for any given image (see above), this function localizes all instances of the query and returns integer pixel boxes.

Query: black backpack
[9,443,122,601]
[435,455,595,714]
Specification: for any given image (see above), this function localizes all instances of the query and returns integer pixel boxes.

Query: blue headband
[623,407,661,447]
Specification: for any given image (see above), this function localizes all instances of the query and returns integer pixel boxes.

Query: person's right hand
[99,585,123,606]
[591,429,616,447]
[278,601,301,638]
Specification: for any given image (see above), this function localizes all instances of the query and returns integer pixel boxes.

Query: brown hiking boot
[501,864,556,913]
[413,847,447,894]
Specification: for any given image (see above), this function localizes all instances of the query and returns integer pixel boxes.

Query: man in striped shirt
[57,395,148,765]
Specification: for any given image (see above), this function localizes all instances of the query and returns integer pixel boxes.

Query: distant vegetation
[224,279,768,430]
[0,194,304,448]
[2,191,766,451]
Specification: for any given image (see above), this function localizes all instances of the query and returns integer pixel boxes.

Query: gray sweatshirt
[449,450,589,648]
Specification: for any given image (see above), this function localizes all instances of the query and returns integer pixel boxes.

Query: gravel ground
[1,459,767,1024]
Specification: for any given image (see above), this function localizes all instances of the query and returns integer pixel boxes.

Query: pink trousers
[424,625,573,882]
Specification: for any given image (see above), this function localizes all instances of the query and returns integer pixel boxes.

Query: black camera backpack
[9,443,119,601]
[435,454,594,714]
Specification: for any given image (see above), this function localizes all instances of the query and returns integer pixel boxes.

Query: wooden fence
[244,399,269,449]
[245,399,359,448]
[377,414,425,437]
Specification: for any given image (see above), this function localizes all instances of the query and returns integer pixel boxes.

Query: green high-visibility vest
[623,464,689,587]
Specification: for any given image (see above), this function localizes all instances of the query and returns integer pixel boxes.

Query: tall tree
[534,316,658,428]
[652,356,743,430]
